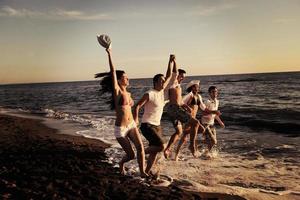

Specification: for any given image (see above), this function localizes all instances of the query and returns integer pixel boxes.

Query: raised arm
[166,55,178,88]
[106,49,119,95]
[172,55,178,74]
[162,55,174,89]
[133,93,149,124]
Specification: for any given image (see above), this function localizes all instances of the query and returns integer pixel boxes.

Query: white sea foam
[44,108,118,144]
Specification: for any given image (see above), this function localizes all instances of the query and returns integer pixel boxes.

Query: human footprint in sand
[163,57,203,159]
[174,80,220,161]
[202,86,225,156]
[134,55,174,177]
[96,48,148,178]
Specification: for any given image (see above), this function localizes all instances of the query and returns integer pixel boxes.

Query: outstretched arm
[163,55,174,89]
[133,93,149,124]
[173,55,178,74]
[166,55,178,88]
[106,49,119,96]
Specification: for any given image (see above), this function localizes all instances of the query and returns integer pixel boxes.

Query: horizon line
[1,70,299,86]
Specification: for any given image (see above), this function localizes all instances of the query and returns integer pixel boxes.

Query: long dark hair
[95,70,125,110]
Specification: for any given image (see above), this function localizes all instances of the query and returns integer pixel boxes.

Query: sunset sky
[0,0,299,84]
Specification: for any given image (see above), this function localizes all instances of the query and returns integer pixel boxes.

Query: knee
[175,128,183,136]
[183,136,188,143]
[191,119,200,127]
[158,144,165,152]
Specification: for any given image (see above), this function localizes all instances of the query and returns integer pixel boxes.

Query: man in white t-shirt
[134,55,174,176]
[202,86,225,152]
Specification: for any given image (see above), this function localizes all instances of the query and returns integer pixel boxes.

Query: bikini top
[119,93,134,107]
[190,94,200,106]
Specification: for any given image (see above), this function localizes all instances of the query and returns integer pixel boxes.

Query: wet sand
[0,114,247,200]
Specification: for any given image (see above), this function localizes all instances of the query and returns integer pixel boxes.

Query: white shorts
[114,121,137,138]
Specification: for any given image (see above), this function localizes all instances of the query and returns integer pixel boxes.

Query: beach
[0,72,299,200]
[1,113,299,200]
[0,113,246,200]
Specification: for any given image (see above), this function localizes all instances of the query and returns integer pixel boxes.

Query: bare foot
[140,172,149,178]
[188,146,200,158]
[149,170,159,180]
[193,150,201,158]
[163,149,171,159]
[188,145,195,155]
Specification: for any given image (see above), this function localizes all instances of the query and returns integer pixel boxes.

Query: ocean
[1,71,299,193]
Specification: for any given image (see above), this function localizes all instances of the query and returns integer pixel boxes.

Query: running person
[174,80,205,160]
[202,86,225,154]
[164,58,203,158]
[134,55,174,175]
[97,48,148,177]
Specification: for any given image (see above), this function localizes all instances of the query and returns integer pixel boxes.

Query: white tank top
[141,89,165,126]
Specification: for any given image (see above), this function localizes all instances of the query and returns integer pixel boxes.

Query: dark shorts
[140,123,164,147]
[166,103,192,127]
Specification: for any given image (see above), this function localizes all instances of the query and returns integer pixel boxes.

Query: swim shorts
[166,103,192,127]
[140,123,164,147]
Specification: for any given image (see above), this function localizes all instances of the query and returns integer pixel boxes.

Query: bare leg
[145,145,164,174]
[174,126,190,161]
[189,119,201,157]
[146,152,158,174]
[207,127,217,151]
[164,125,182,159]
[145,146,163,154]
[128,128,148,177]
[116,137,135,175]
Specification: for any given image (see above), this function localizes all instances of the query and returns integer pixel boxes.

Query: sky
[0,0,299,84]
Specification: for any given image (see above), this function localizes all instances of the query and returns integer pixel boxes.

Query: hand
[106,48,111,54]
[220,122,225,128]
[169,54,175,62]
[215,110,221,116]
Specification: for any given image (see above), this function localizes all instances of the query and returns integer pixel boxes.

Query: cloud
[0,6,42,17]
[187,2,237,16]
[0,6,111,20]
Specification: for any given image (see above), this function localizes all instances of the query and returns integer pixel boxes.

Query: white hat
[186,80,200,90]
[97,34,111,49]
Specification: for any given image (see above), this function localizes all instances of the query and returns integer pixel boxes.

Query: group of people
[97,48,225,178]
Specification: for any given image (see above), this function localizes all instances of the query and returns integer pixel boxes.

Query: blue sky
[0,0,299,84]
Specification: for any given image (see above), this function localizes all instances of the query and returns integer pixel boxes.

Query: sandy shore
[0,114,248,200]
